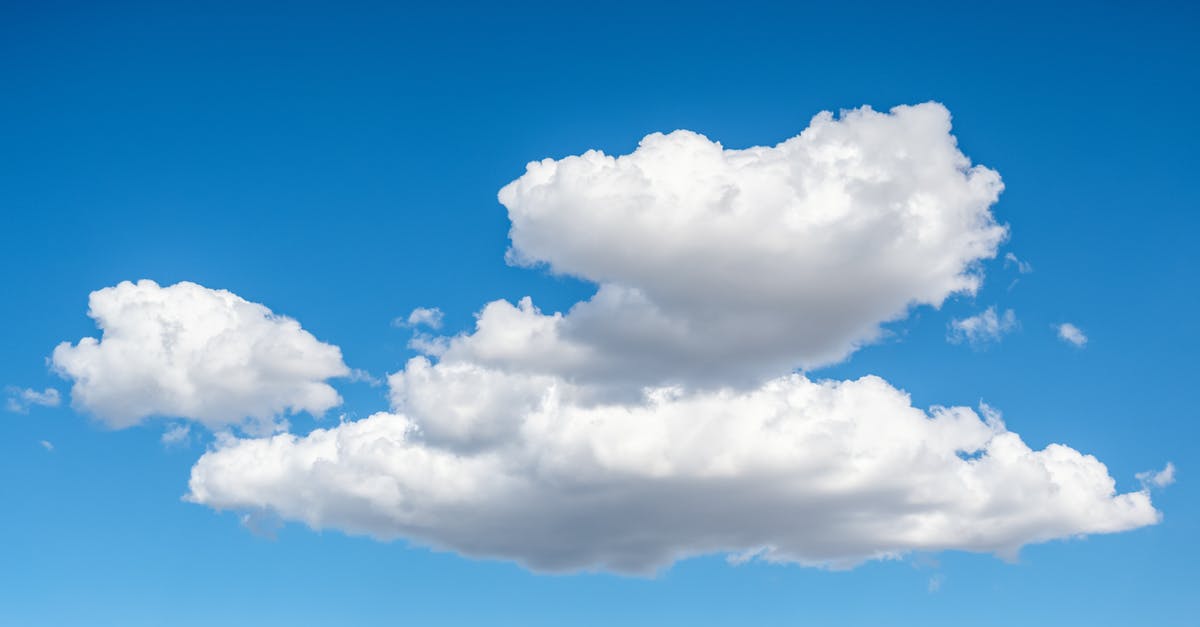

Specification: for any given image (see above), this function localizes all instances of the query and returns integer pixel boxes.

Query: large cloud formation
[428,102,1005,390]
[181,103,1161,573]
[189,364,1157,573]
[52,280,349,430]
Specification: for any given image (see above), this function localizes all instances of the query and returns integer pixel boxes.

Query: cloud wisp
[1057,323,1088,348]
[1004,252,1033,274]
[162,423,192,447]
[948,307,1018,346]
[1137,462,1176,489]
[5,387,61,413]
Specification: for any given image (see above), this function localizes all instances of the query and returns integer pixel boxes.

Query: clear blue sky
[1,1,1196,625]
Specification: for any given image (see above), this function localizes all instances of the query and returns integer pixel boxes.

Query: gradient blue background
[1,1,1196,624]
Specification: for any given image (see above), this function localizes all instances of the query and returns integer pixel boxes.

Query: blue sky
[1,1,1197,625]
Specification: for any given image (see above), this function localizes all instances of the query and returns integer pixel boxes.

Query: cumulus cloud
[5,387,61,413]
[52,280,349,431]
[1057,323,1088,347]
[174,102,1160,574]
[426,102,1006,390]
[189,367,1159,573]
[948,307,1018,345]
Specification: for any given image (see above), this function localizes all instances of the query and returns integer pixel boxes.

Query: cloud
[436,102,1007,390]
[5,387,61,413]
[52,280,350,432]
[188,367,1159,574]
[169,102,1159,574]
[1056,323,1088,347]
[347,368,384,388]
[39,440,54,452]
[948,307,1018,345]
[162,423,191,446]
[399,307,444,330]
[1137,462,1175,489]
[1004,252,1033,274]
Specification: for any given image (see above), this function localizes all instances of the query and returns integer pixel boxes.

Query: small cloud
[948,307,1017,346]
[39,440,54,452]
[5,387,61,413]
[1004,252,1033,274]
[1137,462,1175,489]
[161,423,191,446]
[51,280,349,431]
[408,333,449,356]
[1056,323,1088,347]
[348,368,383,387]
[395,307,444,330]
[928,574,945,593]
[394,307,450,357]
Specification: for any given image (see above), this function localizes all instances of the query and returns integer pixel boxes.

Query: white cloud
[52,280,350,431]
[5,387,61,413]
[436,102,1007,389]
[188,366,1159,574]
[162,423,191,446]
[1137,462,1175,489]
[400,307,444,330]
[1004,252,1033,274]
[39,440,54,452]
[948,307,1017,345]
[165,102,1159,574]
[1057,323,1088,347]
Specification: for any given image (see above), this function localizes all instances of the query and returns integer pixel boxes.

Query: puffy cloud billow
[189,365,1157,573]
[60,103,1163,574]
[442,102,1007,389]
[52,280,349,431]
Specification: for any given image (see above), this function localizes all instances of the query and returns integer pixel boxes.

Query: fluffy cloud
[189,365,1158,573]
[5,387,61,413]
[170,103,1161,574]
[396,307,444,330]
[948,307,1018,345]
[52,280,349,431]
[1057,323,1088,347]
[427,103,1006,390]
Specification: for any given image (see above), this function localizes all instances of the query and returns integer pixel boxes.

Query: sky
[1,1,1197,625]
